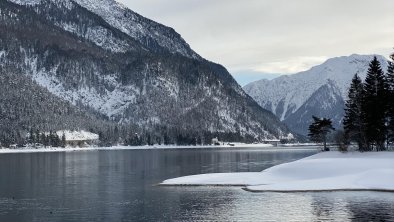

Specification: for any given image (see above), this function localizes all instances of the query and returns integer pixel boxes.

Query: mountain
[0,0,292,144]
[0,68,121,145]
[243,54,388,136]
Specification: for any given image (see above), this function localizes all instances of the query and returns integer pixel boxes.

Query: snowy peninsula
[161,151,394,192]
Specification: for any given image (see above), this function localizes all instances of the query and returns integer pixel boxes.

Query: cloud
[253,56,329,74]
[117,0,394,83]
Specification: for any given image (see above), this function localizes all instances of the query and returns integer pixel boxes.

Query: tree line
[27,129,66,148]
[343,55,394,151]
[97,125,255,147]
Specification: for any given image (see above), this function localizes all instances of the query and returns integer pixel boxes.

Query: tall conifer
[362,56,388,151]
[343,74,366,150]
[387,53,394,144]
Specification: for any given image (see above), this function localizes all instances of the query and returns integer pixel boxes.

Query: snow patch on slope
[56,130,99,141]
[34,71,139,120]
[19,51,140,121]
[156,76,179,99]
[55,22,129,53]
[8,0,41,5]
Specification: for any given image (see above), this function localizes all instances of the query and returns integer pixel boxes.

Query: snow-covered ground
[161,151,394,192]
[56,130,99,141]
[280,143,319,147]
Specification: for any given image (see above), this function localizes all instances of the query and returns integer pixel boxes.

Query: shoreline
[242,187,394,193]
[158,184,394,193]
[0,144,320,154]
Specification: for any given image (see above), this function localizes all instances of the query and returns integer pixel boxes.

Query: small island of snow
[161,151,394,192]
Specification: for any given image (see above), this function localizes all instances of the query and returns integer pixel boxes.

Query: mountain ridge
[244,54,388,135]
[8,0,200,58]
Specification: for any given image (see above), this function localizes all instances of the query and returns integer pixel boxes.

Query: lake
[0,147,393,221]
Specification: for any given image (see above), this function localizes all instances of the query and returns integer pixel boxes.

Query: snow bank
[161,152,394,192]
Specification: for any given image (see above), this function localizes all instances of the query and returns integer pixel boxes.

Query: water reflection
[309,192,394,221]
[0,149,393,221]
[346,193,394,222]
[171,191,394,221]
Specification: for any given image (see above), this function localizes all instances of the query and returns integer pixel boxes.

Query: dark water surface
[0,148,393,221]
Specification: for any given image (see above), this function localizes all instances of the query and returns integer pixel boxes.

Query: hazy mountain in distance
[243,54,388,135]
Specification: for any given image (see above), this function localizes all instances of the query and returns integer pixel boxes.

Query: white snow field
[161,151,394,192]
[56,130,99,141]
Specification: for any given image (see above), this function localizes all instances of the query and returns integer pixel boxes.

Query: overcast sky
[117,0,394,85]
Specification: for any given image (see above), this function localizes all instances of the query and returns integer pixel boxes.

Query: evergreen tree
[35,130,40,144]
[29,128,35,144]
[343,74,367,150]
[40,133,47,147]
[387,53,394,145]
[61,133,66,148]
[308,116,335,151]
[362,57,388,151]
[50,132,61,147]
[147,133,153,146]
[163,131,170,145]
[55,134,61,147]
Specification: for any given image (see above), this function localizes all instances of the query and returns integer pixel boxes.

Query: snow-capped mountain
[0,0,292,140]
[243,54,388,135]
[8,0,200,59]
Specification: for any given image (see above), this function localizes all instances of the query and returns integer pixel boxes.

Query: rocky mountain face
[243,54,388,135]
[0,0,292,142]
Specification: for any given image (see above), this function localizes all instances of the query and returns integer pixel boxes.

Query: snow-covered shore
[161,151,394,192]
[0,144,318,154]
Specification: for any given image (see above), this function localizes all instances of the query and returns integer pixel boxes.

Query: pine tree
[362,56,389,151]
[29,128,35,144]
[147,133,153,146]
[61,133,66,148]
[163,131,170,145]
[308,116,335,151]
[343,74,367,151]
[387,53,394,145]
[35,130,40,144]
[40,133,47,147]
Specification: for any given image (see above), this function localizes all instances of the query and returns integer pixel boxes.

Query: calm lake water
[0,148,393,221]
